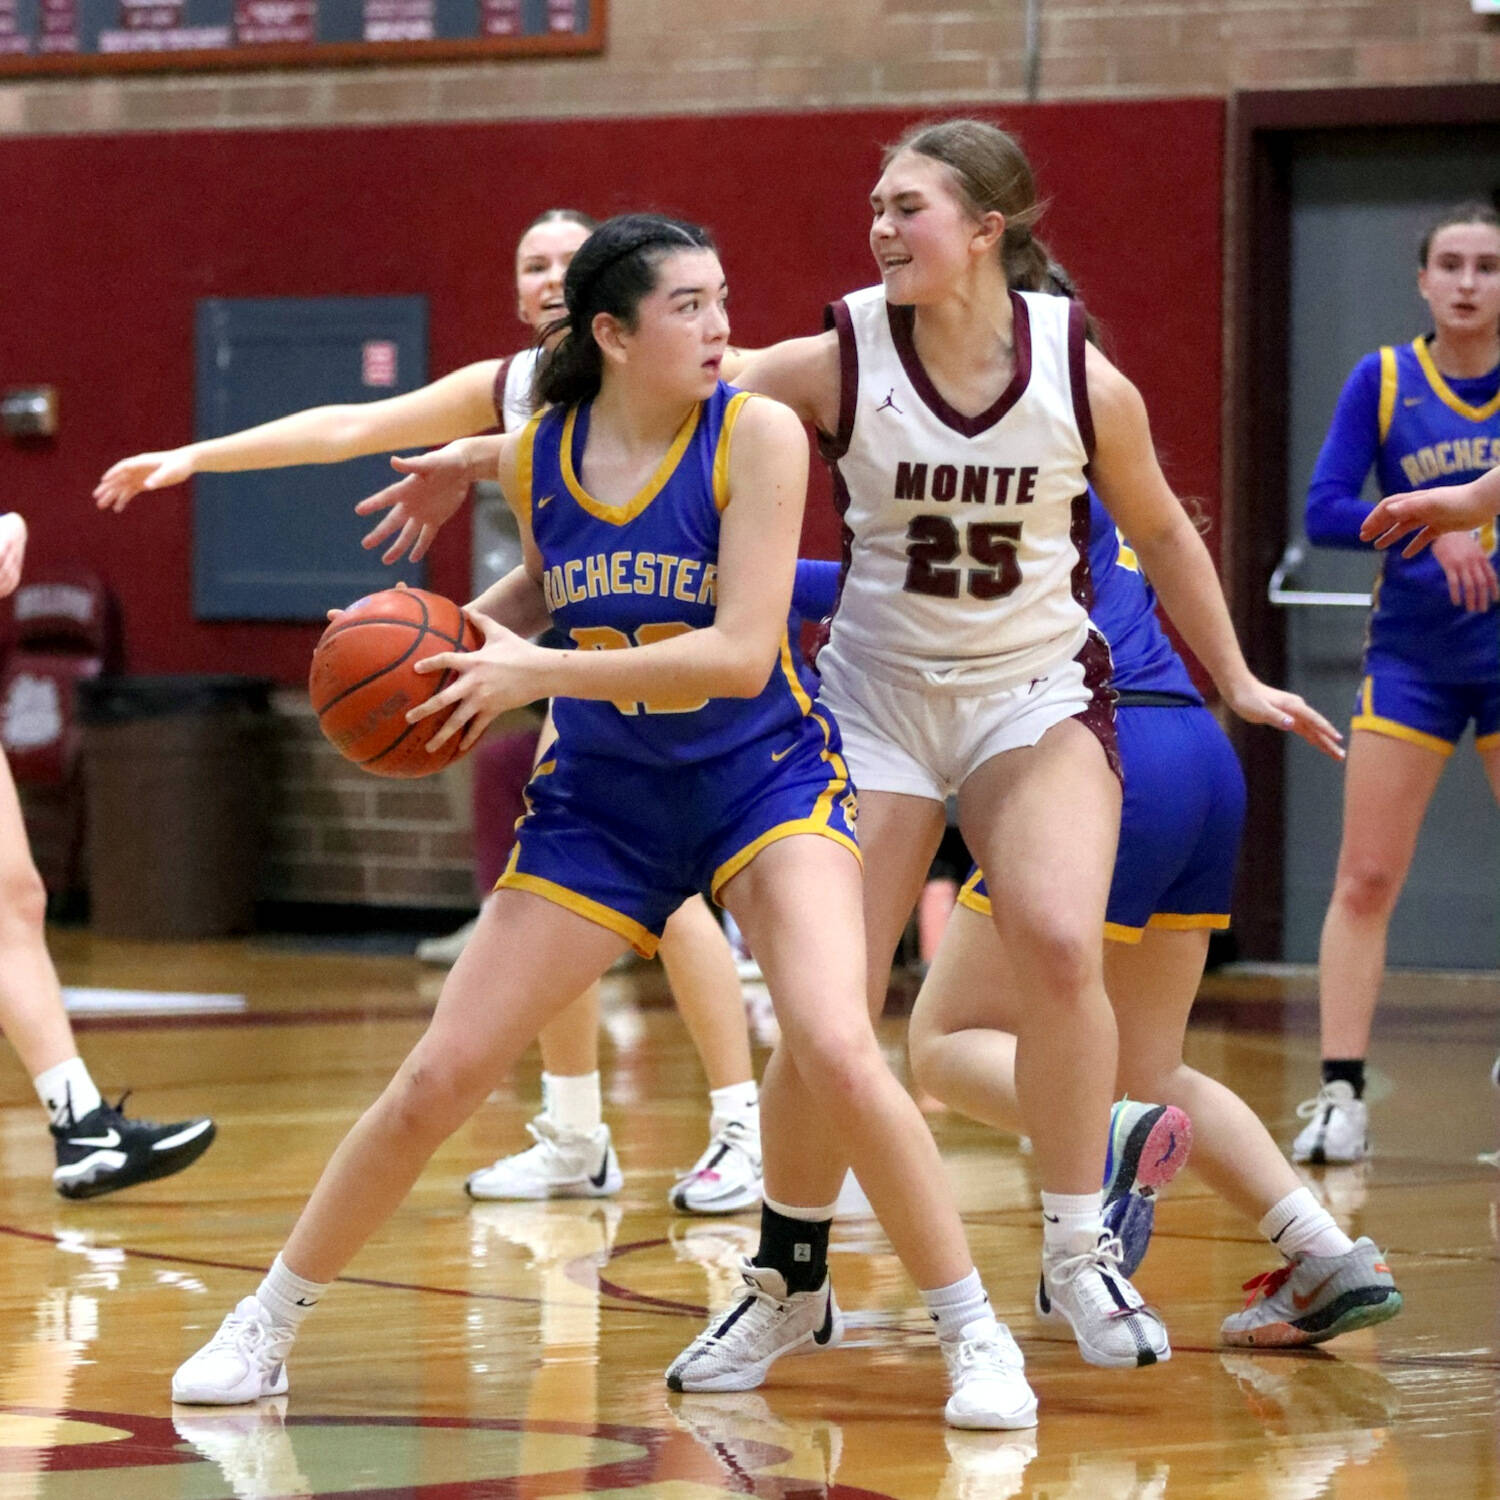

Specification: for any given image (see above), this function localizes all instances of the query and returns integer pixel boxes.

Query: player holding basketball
[0,510,216,1198]
[1292,203,1500,1166]
[169,214,1035,1429]
[908,484,1402,1347]
[96,209,765,1219]
[349,120,1341,1375]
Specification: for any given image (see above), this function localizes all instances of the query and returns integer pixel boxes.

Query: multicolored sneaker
[464,1117,622,1201]
[666,1259,842,1392]
[1290,1081,1368,1165]
[52,1095,216,1200]
[670,1118,763,1215]
[1220,1237,1401,1348]
[1100,1101,1192,1276]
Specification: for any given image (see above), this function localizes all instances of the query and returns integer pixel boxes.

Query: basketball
[309,587,481,777]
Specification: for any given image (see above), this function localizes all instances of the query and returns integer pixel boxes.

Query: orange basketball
[310,587,481,778]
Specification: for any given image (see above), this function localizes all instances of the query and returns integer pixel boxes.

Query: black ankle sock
[1322,1058,1366,1099]
[752,1204,831,1295]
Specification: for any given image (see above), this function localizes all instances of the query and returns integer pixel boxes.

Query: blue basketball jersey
[1087,492,1201,701]
[1308,340,1500,684]
[520,382,816,767]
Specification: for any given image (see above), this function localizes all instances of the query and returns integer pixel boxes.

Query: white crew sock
[541,1071,602,1134]
[1259,1187,1354,1260]
[1041,1189,1106,1255]
[708,1080,759,1133]
[922,1268,992,1342]
[256,1253,331,1332]
[35,1057,103,1129]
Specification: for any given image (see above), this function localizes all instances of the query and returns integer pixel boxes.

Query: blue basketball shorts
[1351,657,1500,756]
[958,703,1245,943]
[496,708,860,957]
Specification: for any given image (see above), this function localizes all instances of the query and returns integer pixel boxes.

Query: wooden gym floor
[0,932,1496,1498]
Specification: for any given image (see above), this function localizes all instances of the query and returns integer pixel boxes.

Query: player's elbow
[324,406,378,459]
[1304,508,1342,548]
[717,636,779,698]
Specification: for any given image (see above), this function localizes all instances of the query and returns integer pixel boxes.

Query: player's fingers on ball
[459,713,496,753]
[412,648,458,677]
[427,702,474,752]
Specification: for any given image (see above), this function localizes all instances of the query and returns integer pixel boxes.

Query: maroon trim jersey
[820,286,1095,694]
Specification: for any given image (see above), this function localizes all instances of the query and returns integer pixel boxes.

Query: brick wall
[263,689,477,909]
[2,2,1497,136]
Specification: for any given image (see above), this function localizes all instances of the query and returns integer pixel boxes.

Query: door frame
[1223,83,1500,958]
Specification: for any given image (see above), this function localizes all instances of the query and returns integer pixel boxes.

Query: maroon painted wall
[0,99,1222,684]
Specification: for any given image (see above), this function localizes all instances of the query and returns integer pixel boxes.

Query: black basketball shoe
[51,1094,216,1200]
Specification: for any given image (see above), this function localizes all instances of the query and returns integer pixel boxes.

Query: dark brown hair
[533,213,717,409]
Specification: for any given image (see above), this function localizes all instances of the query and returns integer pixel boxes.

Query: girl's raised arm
[95,360,502,512]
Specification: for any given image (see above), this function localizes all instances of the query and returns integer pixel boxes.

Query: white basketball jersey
[494,345,544,434]
[822,286,1094,693]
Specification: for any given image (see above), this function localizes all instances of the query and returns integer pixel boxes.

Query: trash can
[79,675,272,939]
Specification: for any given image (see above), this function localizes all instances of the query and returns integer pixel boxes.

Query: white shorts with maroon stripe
[817,632,1118,803]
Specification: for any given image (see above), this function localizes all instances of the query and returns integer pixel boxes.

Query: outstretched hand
[1359,484,1495,557]
[94,449,196,512]
[1223,677,1344,762]
[355,450,471,565]
[406,611,541,755]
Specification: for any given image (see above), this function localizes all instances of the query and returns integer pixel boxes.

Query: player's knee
[795,1025,885,1110]
[0,856,47,941]
[907,1022,944,1097]
[385,1054,488,1143]
[1332,861,1402,919]
[1001,913,1099,1000]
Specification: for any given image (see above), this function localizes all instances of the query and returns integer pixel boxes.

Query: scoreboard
[0,0,600,73]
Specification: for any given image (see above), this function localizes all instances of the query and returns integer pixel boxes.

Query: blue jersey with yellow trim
[523,381,815,767]
[1087,492,1201,701]
[1306,339,1500,684]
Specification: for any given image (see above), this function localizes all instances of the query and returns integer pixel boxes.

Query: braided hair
[533,213,717,409]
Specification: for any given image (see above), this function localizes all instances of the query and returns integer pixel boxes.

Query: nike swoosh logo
[770,745,794,762]
[295,1298,318,1307]
[1042,1213,1059,1224]
[69,1130,121,1148]
[1402,396,1423,406]
[536,493,554,508]
[589,1154,612,1190]
[1292,1271,1340,1311]
[1271,1216,1298,1244]
[814,1298,836,1345]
